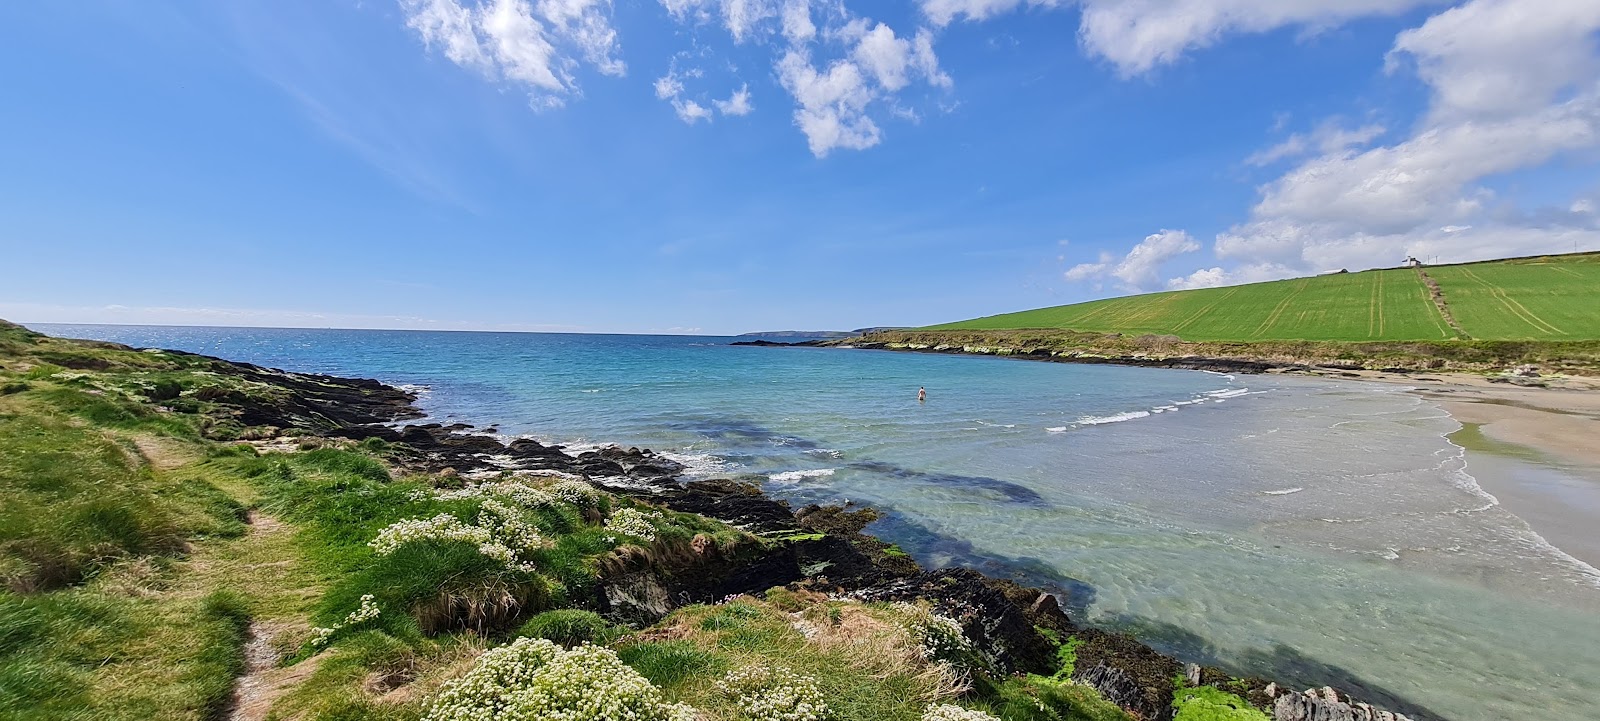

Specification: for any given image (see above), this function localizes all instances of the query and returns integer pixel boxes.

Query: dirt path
[188,510,317,721]
[132,434,197,472]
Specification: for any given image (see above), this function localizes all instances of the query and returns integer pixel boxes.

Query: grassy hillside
[1427,254,1600,339]
[931,252,1600,342]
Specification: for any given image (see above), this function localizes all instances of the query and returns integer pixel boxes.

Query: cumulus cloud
[777,49,882,155]
[1064,230,1201,290]
[1187,0,1600,282]
[398,0,623,107]
[1389,0,1600,121]
[654,0,951,156]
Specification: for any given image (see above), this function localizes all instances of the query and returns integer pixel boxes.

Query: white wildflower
[309,626,338,647]
[604,508,661,542]
[718,666,831,721]
[549,480,602,508]
[368,514,491,555]
[922,705,1001,721]
[425,638,696,721]
[894,603,975,665]
[344,594,381,625]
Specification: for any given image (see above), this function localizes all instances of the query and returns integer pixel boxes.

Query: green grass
[931,252,1600,342]
[1171,685,1270,721]
[1428,254,1600,340]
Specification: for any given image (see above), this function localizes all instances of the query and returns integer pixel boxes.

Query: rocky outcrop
[1273,686,1415,721]
[852,568,1069,676]
[1074,664,1147,717]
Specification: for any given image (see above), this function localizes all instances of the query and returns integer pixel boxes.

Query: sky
[1,0,1597,335]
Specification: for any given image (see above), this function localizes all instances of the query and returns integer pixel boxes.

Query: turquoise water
[33,324,1600,721]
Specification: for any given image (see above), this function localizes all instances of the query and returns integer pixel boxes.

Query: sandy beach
[1293,368,1600,568]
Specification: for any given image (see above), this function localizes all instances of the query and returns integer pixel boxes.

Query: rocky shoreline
[732,329,1600,380]
[199,349,1431,721]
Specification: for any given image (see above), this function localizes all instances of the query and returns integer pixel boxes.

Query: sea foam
[769,469,837,483]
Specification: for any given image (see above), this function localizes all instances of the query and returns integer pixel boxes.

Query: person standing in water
[917,386,927,402]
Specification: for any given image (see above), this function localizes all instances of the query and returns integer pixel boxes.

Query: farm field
[1430,254,1600,340]
[931,253,1600,342]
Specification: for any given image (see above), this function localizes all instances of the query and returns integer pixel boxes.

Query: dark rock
[852,568,1062,676]
[1070,627,1183,720]
[1073,664,1146,717]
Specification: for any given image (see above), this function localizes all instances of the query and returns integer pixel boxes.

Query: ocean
[31,324,1600,721]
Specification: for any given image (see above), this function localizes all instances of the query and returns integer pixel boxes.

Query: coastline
[798,337,1600,573]
[0,319,1444,721]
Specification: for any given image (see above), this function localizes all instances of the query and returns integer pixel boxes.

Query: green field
[931,253,1600,342]
[1428,255,1600,340]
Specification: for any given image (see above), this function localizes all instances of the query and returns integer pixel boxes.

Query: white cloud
[1076,0,1440,76]
[781,0,816,44]
[654,67,728,123]
[398,0,624,107]
[778,49,881,156]
[921,0,1065,27]
[846,23,953,92]
[1166,266,1228,289]
[1389,0,1600,121]
[1245,121,1385,166]
[715,84,755,115]
[1166,262,1297,290]
[652,0,951,156]
[1065,229,1201,290]
[921,0,1439,76]
[1170,0,1600,285]
[722,0,777,42]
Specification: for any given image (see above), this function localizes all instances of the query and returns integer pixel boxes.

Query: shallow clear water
[33,324,1600,721]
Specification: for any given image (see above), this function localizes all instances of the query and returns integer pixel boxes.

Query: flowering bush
[717,666,831,721]
[922,705,1001,721]
[427,480,563,509]
[896,603,975,666]
[310,594,382,647]
[369,514,492,555]
[370,503,548,572]
[549,480,602,508]
[425,638,695,721]
[604,508,662,542]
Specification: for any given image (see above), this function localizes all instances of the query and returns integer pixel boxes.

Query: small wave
[395,383,432,395]
[1261,487,1304,495]
[1078,410,1151,426]
[806,448,844,459]
[661,451,729,477]
[1204,388,1251,400]
[1046,426,1069,434]
[770,468,837,483]
[580,389,603,393]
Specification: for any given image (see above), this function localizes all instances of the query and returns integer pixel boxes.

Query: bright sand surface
[1299,369,1600,567]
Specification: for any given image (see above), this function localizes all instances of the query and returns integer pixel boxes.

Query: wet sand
[1291,369,1600,568]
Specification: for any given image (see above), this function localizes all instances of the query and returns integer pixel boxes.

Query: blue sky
[2,0,1597,334]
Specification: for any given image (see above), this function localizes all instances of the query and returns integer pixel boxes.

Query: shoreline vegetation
[0,318,1435,721]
